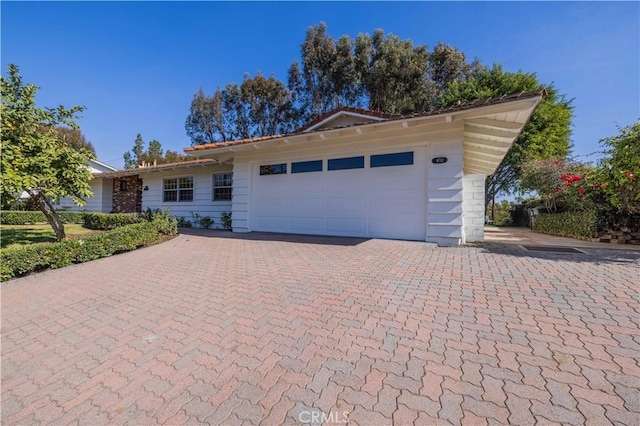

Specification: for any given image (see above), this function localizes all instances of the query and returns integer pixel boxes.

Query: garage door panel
[290,176,324,193]
[369,216,421,238]
[289,217,324,232]
[369,196,419,216]
[324,173,365,192]
[326,218,366,234]
[254,198,289,216]
[251,148,426,240]
[369,171,418,190]
[255,216,288,230]
[289,198,324,216]
[326,197,366,218]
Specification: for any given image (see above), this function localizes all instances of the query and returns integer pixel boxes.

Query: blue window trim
[328,156,365,171]
[370,151,414,168]
[292,160,323,174]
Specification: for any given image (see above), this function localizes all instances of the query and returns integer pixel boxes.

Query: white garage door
[251,148,427,240]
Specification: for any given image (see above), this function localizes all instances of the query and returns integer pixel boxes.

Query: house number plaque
[432,157,448,164]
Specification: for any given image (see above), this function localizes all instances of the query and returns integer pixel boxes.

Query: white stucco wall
[462,174,486,243]
[140,166,233,228]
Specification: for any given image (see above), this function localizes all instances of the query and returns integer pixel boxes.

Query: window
[292,160,322,174]
[370,151,414,168]
[260,163,287,175]
[119,180,128,191]
[163,177,193,202]
[328,156,364,171]
[213,173,233,201]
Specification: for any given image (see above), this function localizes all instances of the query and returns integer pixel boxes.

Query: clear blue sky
[2,1,638,169]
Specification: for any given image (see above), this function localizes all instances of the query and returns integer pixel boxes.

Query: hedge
[0,215,178,281]
[533,210,606,239]
[1,210,86,225]
[83,212,142,230]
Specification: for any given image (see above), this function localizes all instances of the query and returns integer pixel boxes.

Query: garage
[251,147,427,240]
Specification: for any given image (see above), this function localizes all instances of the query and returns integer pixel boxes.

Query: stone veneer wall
[112,176,142,213]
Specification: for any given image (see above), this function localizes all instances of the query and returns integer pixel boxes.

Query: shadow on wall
[177,228,371,247]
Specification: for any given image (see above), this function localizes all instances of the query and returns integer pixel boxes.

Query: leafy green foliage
[488,200,513,226]
[439,65,573,205]
[520,158,594,212]
[0,210,85,225]
[533,211,606,239]
[185,72,295,145]
[42,126,96,155]
[191,212,214,229]
[123,133,191,169]
[594,120,640,215]
[176,217,193,228]
[83,212,142,230]
[1,64,94,241]
[220,211,232,230]
[0,213,178,280]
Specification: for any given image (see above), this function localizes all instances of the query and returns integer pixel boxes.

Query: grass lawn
[0,224,104,250]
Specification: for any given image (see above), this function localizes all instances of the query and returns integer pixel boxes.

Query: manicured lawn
[0,224,103,250]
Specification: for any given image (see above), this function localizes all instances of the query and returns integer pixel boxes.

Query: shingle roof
[183,90,546,153]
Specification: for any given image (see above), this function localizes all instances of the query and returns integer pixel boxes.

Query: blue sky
[2,1,638,169]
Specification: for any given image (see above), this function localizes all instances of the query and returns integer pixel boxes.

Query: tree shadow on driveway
[476,242,640,265]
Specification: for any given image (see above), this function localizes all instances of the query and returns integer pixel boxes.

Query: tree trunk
[491,192,496,222]
[28,190,66,241]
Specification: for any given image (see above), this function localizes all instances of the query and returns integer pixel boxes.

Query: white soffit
[462,96,542,175]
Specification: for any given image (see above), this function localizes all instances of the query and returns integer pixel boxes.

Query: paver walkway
[2,231,639,425]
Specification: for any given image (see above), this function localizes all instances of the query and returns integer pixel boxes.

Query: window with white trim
[213,173,233,201]
[163,177,194,202]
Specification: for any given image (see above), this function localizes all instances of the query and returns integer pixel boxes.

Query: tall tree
[356,29,430,114]
[438,64,574,216]
[241,72,295,137]
[123,134,190,168]
[147,139,163,164]
[185,87,233,145]
[288,22,362,123]
[41,126,96,155]
[1,64,93,241]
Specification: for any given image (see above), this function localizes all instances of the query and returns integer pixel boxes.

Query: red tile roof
[94,158,219,178]
[183,90,546,153]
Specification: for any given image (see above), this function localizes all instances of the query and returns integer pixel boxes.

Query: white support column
[462,174,486,243]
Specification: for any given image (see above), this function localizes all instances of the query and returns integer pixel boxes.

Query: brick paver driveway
[2,231,639,425]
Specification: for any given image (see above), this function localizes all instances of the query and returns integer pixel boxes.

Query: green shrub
[220,211,232,230]
[1,211,46,224]
[83,212,142,230]
[57,212,86,224]
[0,216,178,281]
[176,217,192,228]
[533,210,606,239]
[1,210,86,225]
[191,212,214,229]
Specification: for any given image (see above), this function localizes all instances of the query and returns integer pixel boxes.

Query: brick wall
[112,176,142,213]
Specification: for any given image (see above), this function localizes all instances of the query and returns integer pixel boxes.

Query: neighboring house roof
[88,158,118,173]
[184,90,545,154]
[296,106,400,133]
[183,90,545,176]
[94,158,220,178]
